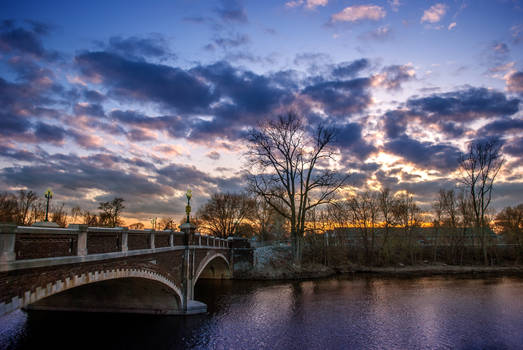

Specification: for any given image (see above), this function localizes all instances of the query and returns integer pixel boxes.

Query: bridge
[0,223,252,316]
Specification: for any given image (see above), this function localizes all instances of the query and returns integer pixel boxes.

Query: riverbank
[237,263,523,280]
[237,245,523,280]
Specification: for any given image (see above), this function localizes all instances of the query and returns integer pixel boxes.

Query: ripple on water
[0,276,522,349]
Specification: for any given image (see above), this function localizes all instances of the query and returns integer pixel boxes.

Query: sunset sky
[1,0,522,224]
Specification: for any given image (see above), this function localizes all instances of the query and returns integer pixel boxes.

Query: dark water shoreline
[236,263,523,281]
[2,274,523,350]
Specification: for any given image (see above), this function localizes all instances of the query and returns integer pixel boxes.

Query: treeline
[0,191,125,228]
[192,188,522,266]
[302,188,522,267]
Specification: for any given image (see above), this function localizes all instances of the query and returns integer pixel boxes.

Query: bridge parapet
[0,223,230,272]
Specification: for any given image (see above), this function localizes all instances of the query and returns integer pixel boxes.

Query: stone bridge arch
[3,268,184,315]
[194,252,231,284]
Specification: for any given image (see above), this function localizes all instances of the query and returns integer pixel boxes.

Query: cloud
[331,58,369,78]
[212,33,250,49]
[384,135,461,171]
[421,3,447,23]
[215,0,248,23]
[153,144,184,157]
[478,117,523,136]
[74,103,105,118]
[286,0,328,10]
[105,35,175,60]
[388,0,401,12]
[511,24,523,44]
[503,137,523,157]
[206,151,221,160]
[302,78,372,116]
[359,25,392,41]
[406,87,520,121]
[109,110,188,139]
[34,122,66,144]
[448,22,456,30]
[0,20,50,58]
[372,64,415,90]
[331,5,386,23]
[506,71,523,94]
[75,51,217,113]
[335,122,376,161]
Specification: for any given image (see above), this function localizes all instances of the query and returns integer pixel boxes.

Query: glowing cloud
[421,3,447,23]
[331,5,386,23]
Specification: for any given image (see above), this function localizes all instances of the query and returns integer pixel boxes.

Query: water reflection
[1,275,522,349]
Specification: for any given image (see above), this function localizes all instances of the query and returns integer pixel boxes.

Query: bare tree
[70,205,82,224]
[51,203,68,227]
[159,217,176,230]
[347,191,379,265]
[459,138,503,265]
[495,204,523,263]
[0,192,18,223]
[378,188,396,264]
[98,197,125,227]
[16,190,38,225]
[246,112,349,264]
[393,192,421,265]
[197,192,256,238]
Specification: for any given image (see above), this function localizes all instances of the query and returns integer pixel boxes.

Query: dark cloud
[503,137,523,157]
[82,89,105,103]
[0,20,58,60]
[0,112,32,137]
[384,134,461,171]
[479,117,523,135]
[383,110,410,138]
[34,122,65,144]
[212,33,249,49]
[0,20,46,57]
[215,0,248,23]
[377,64,415,90]
[406,87,519,121]
[335,122,376,161]
[74,103,105,118]
[105,35,175,60]
[302,78,372,116]
[126,128,156,142]
[437,121,467,137]
[109,110,188,139]
[331,59,369,78]
[75,51,217,113]
[0,144,39,162]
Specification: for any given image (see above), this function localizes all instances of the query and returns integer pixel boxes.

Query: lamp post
[185,189,192,224]
[150,217,157,230]
[44,189,53,222]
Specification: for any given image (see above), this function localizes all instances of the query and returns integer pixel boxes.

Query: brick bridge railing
[0,223,252,317]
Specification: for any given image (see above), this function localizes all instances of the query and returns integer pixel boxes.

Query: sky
[0,0,522,225]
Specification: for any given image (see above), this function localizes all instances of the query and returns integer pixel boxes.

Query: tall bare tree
[246,112,349,264]
[459,138,503,265]
[197,192,256,238]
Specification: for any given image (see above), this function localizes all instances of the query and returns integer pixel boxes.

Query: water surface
[1,275,522,349]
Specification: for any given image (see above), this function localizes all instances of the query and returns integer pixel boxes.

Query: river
[1,275,523,349]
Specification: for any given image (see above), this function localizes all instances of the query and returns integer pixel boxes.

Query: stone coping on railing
[0,224,230,266]
[0,245,229,272]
